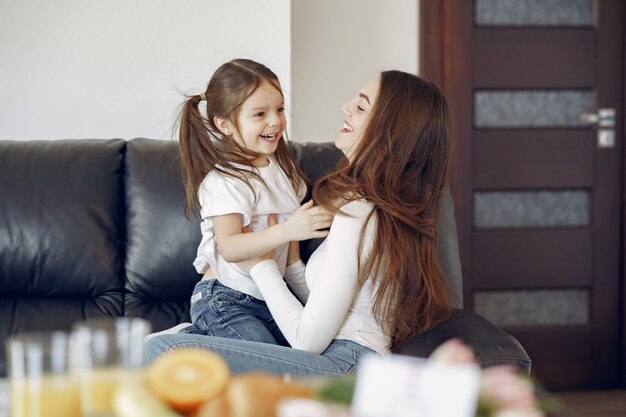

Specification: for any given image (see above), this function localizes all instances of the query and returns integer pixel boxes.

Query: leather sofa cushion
[124,138,200,330]
[0,139,126,374]
[0,138,468,378]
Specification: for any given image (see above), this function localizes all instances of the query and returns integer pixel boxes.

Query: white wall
[0,0,291,140]
[0,1,418,142]
[291,0,419,142]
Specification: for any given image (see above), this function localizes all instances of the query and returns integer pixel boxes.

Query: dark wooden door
[421,0,624,390]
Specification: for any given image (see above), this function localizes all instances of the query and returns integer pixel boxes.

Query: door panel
[473,229,593,289]
[474,290,590,326]
[474,28,595,88]
[513,327,594,388]
[474,130,593,189]
[421,0,624,389]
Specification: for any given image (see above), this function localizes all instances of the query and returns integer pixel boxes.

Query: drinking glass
[7,331,80,417]
[71,317,151,417]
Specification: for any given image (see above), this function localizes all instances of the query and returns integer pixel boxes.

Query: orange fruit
[147,348,230,414]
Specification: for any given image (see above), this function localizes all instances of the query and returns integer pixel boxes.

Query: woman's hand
[236,214,278,272]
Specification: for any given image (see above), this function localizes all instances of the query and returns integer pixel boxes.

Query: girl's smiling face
[336,77,380,161]
[217,79,286,167]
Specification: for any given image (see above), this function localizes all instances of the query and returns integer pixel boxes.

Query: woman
[145,70,454,376]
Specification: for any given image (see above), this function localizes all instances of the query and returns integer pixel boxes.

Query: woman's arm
[250,201,374,353]
[213,202,334,263]
[283,258,309,304]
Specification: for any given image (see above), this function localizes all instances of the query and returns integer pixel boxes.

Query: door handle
[579,108,616,148]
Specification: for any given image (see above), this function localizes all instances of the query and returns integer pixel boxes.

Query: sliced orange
[147,348,230,414]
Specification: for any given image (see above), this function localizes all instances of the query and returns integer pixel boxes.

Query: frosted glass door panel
[475,90,594,128]
[474,289,589,326]
[474,190,589,228]
[475,0,592,27]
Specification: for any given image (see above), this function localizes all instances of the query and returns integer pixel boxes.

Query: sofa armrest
[395,309,531,374]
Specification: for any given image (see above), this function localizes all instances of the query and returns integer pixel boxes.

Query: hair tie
[200,93,206,101]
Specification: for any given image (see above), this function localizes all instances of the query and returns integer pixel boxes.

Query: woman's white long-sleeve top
[250,199,390,355]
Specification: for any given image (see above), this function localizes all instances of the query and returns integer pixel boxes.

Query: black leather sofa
[0,138,531,376]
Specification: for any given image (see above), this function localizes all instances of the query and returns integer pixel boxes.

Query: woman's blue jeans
[145,334,377,376]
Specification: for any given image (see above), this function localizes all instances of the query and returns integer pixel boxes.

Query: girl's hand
[282,200,334,241]
[237,214,278,272]
[287,240,301,266]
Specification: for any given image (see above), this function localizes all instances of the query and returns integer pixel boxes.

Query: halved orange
[147,348,230,414]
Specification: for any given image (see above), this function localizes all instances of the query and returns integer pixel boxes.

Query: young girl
[177,58,333,345]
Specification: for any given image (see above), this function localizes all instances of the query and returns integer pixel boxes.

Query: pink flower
[480,366,544,416]
[429,339,546,417]
[429,338,476,365]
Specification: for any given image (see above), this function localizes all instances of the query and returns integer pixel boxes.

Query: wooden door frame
[622,2,626,387]
[419,0,474,309]
[419,0,626,387]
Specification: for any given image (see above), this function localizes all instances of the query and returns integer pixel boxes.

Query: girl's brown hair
[178,58,306,219]
[313,71,453,350]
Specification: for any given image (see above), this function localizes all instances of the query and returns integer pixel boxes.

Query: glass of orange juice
[7,331,80,417]
[71,317,151,417]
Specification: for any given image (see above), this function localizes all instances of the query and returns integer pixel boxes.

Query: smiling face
[336,77,380,161]
[217,79,286,167]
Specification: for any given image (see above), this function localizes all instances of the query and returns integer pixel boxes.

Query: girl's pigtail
[179,94,219,220]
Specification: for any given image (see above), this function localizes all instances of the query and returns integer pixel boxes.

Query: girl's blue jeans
[145,334,376,376]
[181,279,289,346]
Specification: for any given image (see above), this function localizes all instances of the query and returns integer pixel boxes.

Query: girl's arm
[248,201,375,353]
[213,201,333,263]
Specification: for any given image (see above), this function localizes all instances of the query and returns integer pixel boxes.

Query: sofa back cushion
[0,138,464,376]
[124,139,201,330]
[0,139,126,375]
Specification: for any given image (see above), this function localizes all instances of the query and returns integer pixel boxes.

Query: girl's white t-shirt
[193,156,305,300]
[250,199,391,355]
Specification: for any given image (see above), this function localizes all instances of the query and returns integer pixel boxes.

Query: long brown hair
[313,71,453,350]
[178,58,306,219]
